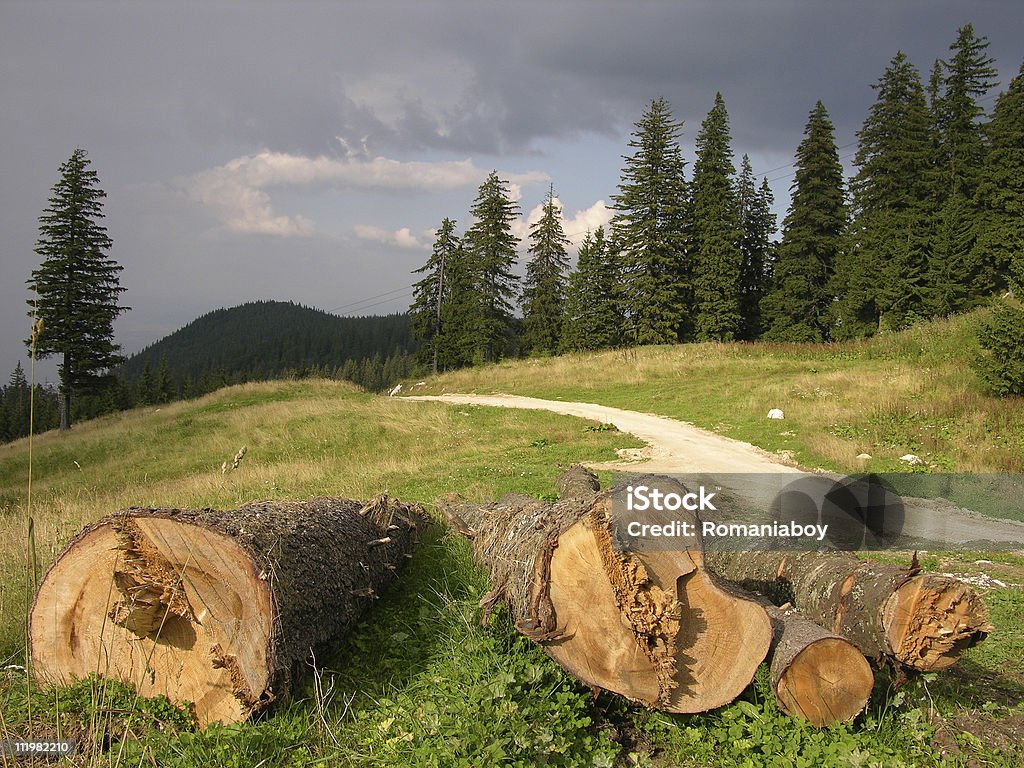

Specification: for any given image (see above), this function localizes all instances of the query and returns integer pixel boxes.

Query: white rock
[856,453,872,460]
[767,408,785,420]
[900,454,924,465]
[388,383,403,397]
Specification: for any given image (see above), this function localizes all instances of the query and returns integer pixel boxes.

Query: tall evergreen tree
[410,217,461,373]
[560,227,622,352]
[27,149,128,430]
[691,93,743,341]
[2,362,31,441]
[973,63,1024,293]
[836,53,934,336]
[463,171,521,362]
[611,97,691,344]
[521,185,570,355]
[935,23,999,198]
[736,156,777,340]
[762,102,846,342]
[930,24,1000,309]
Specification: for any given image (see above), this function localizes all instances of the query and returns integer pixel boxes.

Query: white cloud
[512,198,613,251]
[180,149,548,237]
[354,225,428,249]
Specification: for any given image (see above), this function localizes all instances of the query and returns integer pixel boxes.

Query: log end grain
[883,574,993,671]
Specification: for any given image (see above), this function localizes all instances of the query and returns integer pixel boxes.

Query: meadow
[1,313,1022,766]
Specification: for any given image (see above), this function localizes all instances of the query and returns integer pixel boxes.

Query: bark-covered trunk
[31,496,423,726]
[704,550,991,671]
[763,604,874,725]
[440,469,773,714]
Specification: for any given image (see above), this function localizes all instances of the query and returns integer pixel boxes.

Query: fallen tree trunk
[31,496,422,726]
[440,471,773,713]
[704,550,991,671]
[763,604,874,725]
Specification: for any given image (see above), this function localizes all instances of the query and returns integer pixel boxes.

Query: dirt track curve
[403,392,1024,548]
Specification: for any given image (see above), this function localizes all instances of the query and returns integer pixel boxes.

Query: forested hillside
[121,301,415,386]
[1,302,416,442]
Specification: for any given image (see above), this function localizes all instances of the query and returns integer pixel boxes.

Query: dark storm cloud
[3,1,1024,375]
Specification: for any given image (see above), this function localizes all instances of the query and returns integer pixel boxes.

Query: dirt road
[405,393,800,474]
[404,393,1024,548]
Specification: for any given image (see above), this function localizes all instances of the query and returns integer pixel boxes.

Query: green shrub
[974,298,1024,396]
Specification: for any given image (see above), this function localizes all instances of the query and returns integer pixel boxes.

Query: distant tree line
[2,302,419,443]
[411,23,1023,368]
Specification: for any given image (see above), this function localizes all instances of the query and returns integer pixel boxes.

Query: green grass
[409,311,1024,474]
[1,319,1022,766]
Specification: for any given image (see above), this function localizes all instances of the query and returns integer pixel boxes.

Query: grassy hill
[1,313,1022,766]
[411,310,1024,474]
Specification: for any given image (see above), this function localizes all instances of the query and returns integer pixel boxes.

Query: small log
[763,604,873,725]
[704,550,991,671]
[31,495,423,726]
[439,471,772,713]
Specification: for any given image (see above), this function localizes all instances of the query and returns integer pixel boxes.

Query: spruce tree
[935,23,998,199]
[691,93,743,341]
[931,24,1000,308]
[560,227,622,352]
[463,171,521,362]
[27,149,128,430]
[973,63,1024,293]
[521,186,571,355]
[410,217,460,373]
[836,53,934,336]
[736,156,777,340]
[611,97,691,344]
[762,102,846,342]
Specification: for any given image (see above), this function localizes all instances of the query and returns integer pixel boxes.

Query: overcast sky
[2,1,1023,382]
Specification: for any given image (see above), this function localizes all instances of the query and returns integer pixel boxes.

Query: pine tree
[691,93,743,341]
[136,361,155,406]
[836,53,934,336]
[935,23,999,199]
[736,157,777,340]
[2,362,31,441]
[762,102,846,342]
[521,185,570,355]
[154,353,174,403]
[973,63,1024,293]
[611,97,691,344]
[410,217,460,373]
[931,24,1000,308]
[27,149,128,430]
[440,235,484,368]
[560,227,622,352]
[463,172,521,362]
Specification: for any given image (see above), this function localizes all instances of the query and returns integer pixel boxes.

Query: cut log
[31,496,422,726]
[439,471,772,713]
[704,550,991,671]
[763,604,873,726]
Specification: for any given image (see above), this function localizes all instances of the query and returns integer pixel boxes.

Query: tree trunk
[31,495,423,726]
[704,550,991,671]
[763,604,874,726]
[440,471,772,714]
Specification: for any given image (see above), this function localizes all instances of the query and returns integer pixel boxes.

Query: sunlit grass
[410,310,1024,473]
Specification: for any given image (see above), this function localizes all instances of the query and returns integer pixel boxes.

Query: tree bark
[704,550,991,671]
[440,471,772,714]
[31,495,423,726]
